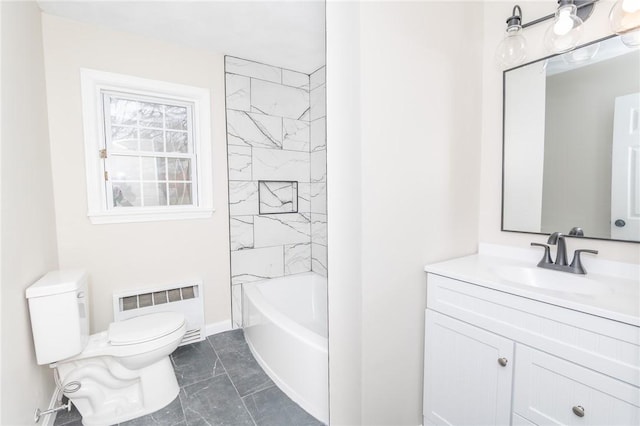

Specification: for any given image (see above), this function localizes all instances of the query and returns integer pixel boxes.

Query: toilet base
[57,356,179,426]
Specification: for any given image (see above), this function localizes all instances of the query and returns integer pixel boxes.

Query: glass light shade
[495,26,527,69]
[610,0,640,47]
[544,4,584,53]
[621,31,640,46]
[562,41,600,65]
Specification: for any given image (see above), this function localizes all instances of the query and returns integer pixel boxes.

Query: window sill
[88,207,215,224]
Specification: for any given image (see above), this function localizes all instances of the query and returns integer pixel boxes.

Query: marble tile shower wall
[309,66,327,277]
[225,57,327,327]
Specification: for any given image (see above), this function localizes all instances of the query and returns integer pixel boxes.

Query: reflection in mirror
[503,35,640,243]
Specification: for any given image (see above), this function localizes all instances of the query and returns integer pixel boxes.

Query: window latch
[104,171,109,181]
[99,149,107,159]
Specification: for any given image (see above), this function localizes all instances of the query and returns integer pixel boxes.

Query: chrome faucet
[531,232,598,274]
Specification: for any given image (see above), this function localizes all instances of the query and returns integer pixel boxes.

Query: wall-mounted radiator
[112,281,205,346]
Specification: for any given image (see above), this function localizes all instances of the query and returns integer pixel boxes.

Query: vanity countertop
[424,253,640,327]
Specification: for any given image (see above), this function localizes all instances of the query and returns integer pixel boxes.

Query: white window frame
[80,68,214,224]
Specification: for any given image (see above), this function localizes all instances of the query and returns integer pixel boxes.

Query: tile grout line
[169,353,189,426]
[175,388,188,426]
[206,335,259,426]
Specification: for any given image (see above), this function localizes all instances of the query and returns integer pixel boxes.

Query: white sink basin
[493,266,613,295]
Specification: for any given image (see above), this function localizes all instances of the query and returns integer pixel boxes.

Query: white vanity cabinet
[423,272,640,426]
[424,310,514,425]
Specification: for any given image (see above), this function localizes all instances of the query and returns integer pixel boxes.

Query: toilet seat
[62,312,187,364]
[108,312,185,346]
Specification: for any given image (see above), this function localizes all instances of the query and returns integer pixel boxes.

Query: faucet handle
[569,249,599,274]
[531,242,553,266]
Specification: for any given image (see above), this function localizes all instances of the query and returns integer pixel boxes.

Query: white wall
[1,2,59,424]
[359,3,483,423]
[326,2,362,424]
[480,0,640,263]
[41,14,231,333]
[327,2,483,424]
[1,3,3,422]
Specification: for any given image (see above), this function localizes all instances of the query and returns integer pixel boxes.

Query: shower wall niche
[225,56,326,327]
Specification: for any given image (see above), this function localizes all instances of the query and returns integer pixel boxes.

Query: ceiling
[37,0,326,74]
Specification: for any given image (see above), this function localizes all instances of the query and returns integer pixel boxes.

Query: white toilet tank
[26,270,90,365]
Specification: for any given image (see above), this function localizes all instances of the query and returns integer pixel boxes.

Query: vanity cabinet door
[514,345,640,426]
[423,310,514,426]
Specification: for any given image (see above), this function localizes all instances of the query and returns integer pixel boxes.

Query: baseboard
[205,319,234,336]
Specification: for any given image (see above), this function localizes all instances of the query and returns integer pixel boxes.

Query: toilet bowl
[26,270,187,426]
[78,311,186,369]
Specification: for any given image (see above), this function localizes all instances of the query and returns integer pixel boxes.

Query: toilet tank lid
[25,270,88,298]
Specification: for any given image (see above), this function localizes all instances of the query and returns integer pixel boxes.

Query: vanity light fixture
[495,5,528,68]
[496,0,598,69]
[609,0,640,47]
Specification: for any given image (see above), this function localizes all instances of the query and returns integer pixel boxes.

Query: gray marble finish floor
[53,329,324,426]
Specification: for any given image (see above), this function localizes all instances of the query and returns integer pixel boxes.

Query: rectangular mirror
[502,35,640,243]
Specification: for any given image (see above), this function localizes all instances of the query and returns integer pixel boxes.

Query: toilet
[26,270,186,426]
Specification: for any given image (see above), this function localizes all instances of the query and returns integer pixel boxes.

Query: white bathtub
[243,272,328,424]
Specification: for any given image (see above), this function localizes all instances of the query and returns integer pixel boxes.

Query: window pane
[110,126,138,151]
[139,129,163,152]
[141,157,166,181]
[100,89,199,213]
[167,158,191,181]
[112,182,142,207]
[110,98,139,126]
[139,102,163,128]
[166,106,188,130]
[109,156,140,181]
[143,183,167,206]
[166,131,188,153]
[168,183,192,205]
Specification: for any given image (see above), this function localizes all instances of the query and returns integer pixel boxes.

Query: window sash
[101,92,199,210]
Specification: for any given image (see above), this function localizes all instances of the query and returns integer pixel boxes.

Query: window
[81,69,213,224]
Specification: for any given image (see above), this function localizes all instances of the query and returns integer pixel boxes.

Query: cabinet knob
[497,357,508,367]
[572,405,585,417]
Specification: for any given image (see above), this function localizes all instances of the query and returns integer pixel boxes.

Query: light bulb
[496,26,527,69]
[622,0,640,13]
[544,3,583,53]
[610,0,640,47]
[554,8,574,35]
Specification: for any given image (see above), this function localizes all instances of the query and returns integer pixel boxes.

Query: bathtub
[243,272,328,424]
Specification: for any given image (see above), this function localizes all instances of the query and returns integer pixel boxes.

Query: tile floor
[53,329,324,426]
